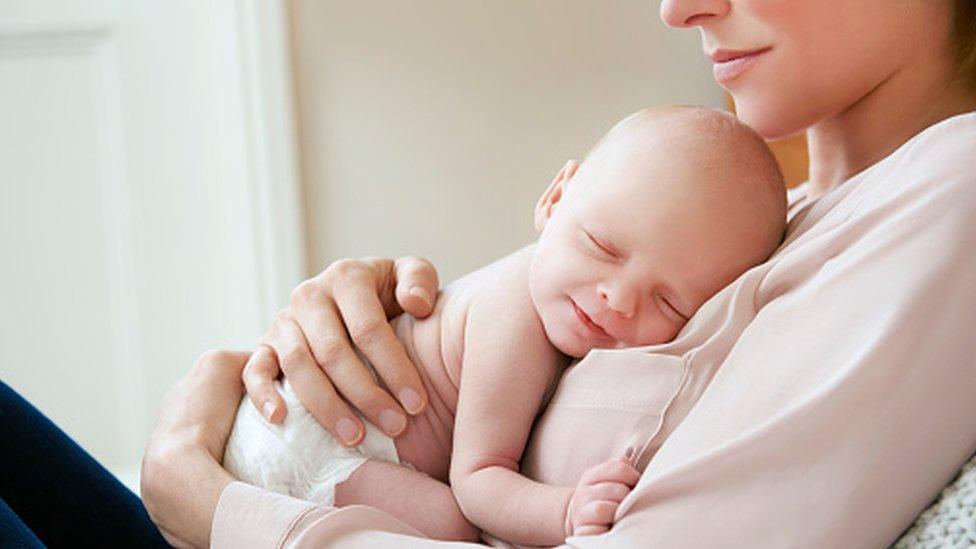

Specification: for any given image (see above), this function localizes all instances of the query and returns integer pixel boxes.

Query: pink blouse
[212,112,976,548]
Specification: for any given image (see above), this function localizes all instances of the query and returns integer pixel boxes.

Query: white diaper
[223,379,400,506]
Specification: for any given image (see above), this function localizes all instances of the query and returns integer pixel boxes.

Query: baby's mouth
[571,299,611,339]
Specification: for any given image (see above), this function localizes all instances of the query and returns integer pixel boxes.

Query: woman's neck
[806,59,976,200]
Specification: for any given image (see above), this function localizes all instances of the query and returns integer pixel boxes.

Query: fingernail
[336,417,362,445]
[262,401,277,420]
[409,286,432,307]
[398,388,423,414]
[379,409,407,435]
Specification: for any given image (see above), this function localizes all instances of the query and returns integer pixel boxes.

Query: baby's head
[529,105,787,358]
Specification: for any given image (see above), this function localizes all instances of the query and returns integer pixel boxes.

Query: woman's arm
[141,257,440,546]
[243,256,440,445]
[141,350,249,548]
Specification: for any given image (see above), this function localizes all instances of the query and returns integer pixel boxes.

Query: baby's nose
[599,286,637,319]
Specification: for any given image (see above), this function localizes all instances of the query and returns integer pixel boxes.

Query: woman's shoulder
[854,111,976,212]
[759,111,976,306]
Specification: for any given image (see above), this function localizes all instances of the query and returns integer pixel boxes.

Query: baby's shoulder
[446,245,551,351]
[467,246,538,319]
[447,247,566,396]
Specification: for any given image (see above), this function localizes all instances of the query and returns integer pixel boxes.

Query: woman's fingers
[147,349,251,462]
[296,318,411,440]
[288,293,411,439]
[331,267,427,416]
[275,255,440,441]
[194,348,252,382]
[242,345,287,424]
[265,314,378,446]
[392,256,439,319]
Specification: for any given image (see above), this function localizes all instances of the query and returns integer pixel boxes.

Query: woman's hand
[141,350,249,548]
[243,256,440,447]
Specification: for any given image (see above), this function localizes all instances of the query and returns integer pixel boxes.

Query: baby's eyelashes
[585,230,619,258]
[579,228,623,262]
[654,293,683,320]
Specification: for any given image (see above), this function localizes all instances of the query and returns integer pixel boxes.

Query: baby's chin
[541,320,597,359]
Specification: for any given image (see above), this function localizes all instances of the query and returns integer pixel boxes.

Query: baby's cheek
[629,314,681,347]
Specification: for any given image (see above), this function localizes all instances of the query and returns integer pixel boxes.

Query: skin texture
[143,1,976,545]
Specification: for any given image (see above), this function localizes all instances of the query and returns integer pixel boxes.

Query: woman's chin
[731,93,815,142]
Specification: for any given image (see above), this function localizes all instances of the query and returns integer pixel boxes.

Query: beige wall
[289,1,723,282]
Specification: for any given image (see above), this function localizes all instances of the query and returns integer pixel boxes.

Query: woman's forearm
[142,444,235,548]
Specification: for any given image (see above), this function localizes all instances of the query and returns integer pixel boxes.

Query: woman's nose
[599,282,638,320]
[659,0,730,28]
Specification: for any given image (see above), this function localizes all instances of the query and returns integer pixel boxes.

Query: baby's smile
[569,297,613,342]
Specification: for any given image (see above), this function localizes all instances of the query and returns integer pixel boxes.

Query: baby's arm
[448,283,574,546]
[333,459,480,541]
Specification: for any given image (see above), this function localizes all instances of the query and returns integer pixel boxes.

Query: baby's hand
[564,456,641,538]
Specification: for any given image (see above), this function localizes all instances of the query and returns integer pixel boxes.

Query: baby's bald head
[529,106,789,355]
[574,105,788,263]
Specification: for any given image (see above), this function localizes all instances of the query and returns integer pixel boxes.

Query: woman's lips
[571,300,611,340]
[709,47,772,85]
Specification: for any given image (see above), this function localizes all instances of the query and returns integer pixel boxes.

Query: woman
[149,0,976,546]
[143,1,976,545]
[8,0,973,546]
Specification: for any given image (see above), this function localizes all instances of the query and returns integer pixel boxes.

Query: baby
[224,105,787,545]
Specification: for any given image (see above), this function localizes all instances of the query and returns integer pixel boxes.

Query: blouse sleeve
[211,482,471,548]
[564,131,976,547]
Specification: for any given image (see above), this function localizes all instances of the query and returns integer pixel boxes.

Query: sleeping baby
[224,105,788,545]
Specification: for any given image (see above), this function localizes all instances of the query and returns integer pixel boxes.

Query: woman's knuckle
[277,354,299,374]
[290,277,319,304]
[277,345,306,366]
[314,336,347,365]
[195,348,232,369]
[415,256,435,271]
[242,357,260,377]
[273,308,290,324]
[348,316,385,346]
[328,257,362,278]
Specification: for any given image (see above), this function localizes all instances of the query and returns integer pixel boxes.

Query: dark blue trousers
[0,380,169,547]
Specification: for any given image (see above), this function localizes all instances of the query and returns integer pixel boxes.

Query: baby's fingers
[573,524,609,537]
[586,481,632,504]
[575,500,619,530]
[580,458,641,488]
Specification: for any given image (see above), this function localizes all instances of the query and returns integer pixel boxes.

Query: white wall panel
[0,1,304,487]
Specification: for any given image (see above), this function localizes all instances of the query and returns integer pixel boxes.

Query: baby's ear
[534,159,579,232]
